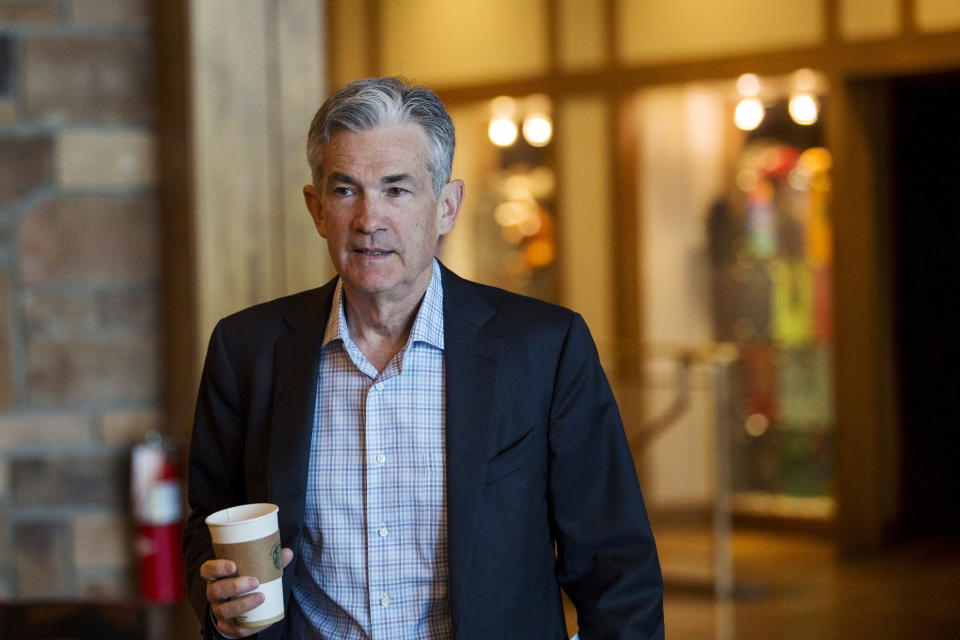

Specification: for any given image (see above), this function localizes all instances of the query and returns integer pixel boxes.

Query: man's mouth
[355,249,392,256]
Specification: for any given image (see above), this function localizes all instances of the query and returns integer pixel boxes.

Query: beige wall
[840,0,900,40]
[557,0,608,71]
[917,0,960,31]
[617,0,823,63]
[634,83,729,509]
[379,0,549,85]
[441,102,492,282]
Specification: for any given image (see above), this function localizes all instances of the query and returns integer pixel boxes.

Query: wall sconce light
[488,94,553,147]
[788,93,819,125]
[488,96,518,147]
[734,73,764,131]
[788,68,820,125]
[521,94,552,147]
[734,98,765,131]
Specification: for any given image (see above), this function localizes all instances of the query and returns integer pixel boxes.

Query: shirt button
[378,527,388,537]
[381,595,391,607]
[376,453,386,464]
[374,382,384,391]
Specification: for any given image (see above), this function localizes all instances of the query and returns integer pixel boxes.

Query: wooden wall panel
[190,0,276,347]
[159,0,327,439]
[828,79,900,553]
[557,97,615,361]
[188,0,329,358]
[276,0,333,296]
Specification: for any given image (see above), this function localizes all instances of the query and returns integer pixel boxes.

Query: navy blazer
[183,264,664,639]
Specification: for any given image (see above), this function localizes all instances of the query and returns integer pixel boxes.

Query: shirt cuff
[209,609,242,640]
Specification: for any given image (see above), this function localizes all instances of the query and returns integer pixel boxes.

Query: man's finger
[280,547,294,569]
[212,590,265,622]
[199,558,236,582]
[213,591,270,639]
[207,575,259,604]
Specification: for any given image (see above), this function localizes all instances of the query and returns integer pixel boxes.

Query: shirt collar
[321,259,445,351]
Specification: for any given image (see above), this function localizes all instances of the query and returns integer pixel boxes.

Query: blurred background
[1,0,959,638]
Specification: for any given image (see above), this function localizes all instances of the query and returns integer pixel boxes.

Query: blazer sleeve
[547,313,664,639]
[182,320,251,636]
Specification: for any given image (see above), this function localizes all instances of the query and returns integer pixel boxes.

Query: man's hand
[201,547,294,638]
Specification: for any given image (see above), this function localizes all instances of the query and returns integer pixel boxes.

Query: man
[184,77,663,639]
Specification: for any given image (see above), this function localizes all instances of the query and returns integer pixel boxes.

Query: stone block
[100,287,157,330]
[0,2,60,24]
[76,567,135,599]
[71,0,149,26]
[73,513,130,570]
[23,35,153,125]
[17,195,158,285]
[56,129,155,189]
[27,333,158,403]
[99,408,160,446]
[0,412,92,448]
[0,273,13,409]
[23,290,98,335]
[11,453,127,508]
[14,520,71,598]
[0,135,53,208]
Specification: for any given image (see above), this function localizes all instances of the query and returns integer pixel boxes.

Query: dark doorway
[889,70,960,540]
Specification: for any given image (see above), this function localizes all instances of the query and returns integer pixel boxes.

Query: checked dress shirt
[288,259,453,639]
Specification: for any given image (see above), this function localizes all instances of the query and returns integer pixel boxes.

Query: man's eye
[386,187,407,197]
[333,186,354,197]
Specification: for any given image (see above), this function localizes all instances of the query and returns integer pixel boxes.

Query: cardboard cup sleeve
[206,503,285,627]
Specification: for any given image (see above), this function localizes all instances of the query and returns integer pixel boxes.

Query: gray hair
[306,77,455,196]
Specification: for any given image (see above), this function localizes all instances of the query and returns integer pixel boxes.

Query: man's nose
[353,195,387,234]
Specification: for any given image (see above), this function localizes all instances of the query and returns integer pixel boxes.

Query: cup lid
[205,503,278,527]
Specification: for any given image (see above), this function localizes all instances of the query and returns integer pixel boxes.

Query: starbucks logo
[271,541,282,571]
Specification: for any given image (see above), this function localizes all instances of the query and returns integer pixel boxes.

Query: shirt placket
[366,365,402,638]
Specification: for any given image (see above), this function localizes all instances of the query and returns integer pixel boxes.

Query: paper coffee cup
[205,503,284,627]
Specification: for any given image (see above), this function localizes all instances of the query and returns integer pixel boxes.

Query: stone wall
[0,0,158,599]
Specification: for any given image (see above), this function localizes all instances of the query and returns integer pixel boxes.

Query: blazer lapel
[442,266,504,628]
[267,280,336,550]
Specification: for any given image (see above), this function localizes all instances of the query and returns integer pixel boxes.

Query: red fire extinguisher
[132,432,185,603]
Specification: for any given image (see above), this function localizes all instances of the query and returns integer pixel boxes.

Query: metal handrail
[629,342,741,630]
[629,342,739,452]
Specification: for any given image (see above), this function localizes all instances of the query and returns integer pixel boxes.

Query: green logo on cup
[271,542,282,571]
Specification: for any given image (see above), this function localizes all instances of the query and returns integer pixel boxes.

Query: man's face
[303,123,462,305]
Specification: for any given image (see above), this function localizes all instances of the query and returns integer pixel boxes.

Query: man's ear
[437,179,464,236]
[303,184,327,237]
